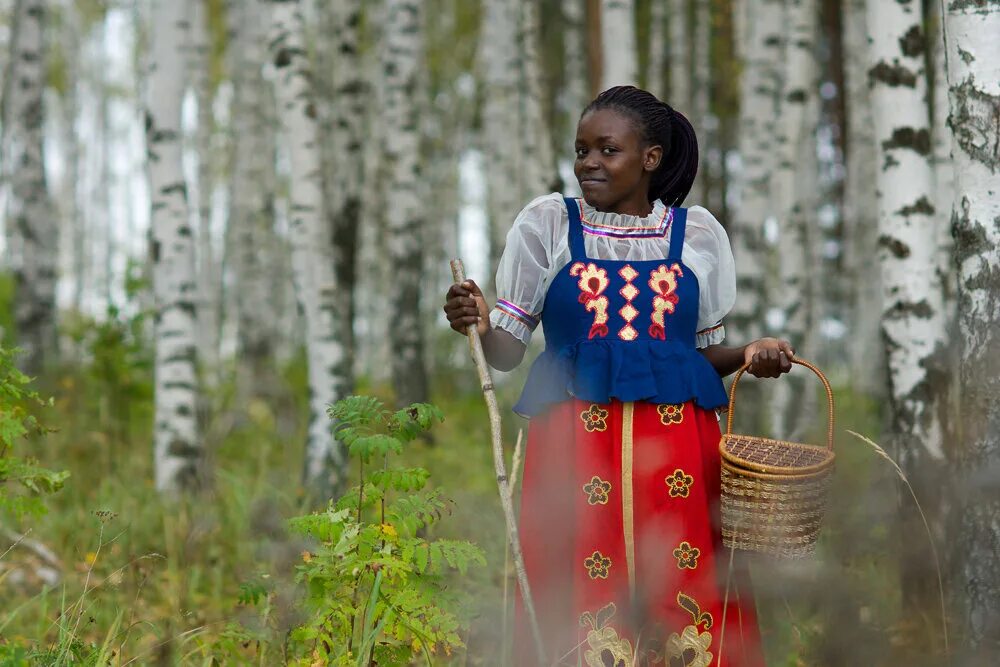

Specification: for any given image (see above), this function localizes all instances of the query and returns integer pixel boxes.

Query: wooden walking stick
[450,259,546,665]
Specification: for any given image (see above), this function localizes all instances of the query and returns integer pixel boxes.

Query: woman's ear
[644,145,663,173]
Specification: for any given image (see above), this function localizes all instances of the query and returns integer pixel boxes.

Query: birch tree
[267,0,348,500]
[841,0,882,396]
[867,0,948,460]
[227,0,280,395]
[646,0,667,99]
[689,0,710,205]
[3,0,57,375]
[943,0,1000,646]
[600,0,637,88]
[770,0,818,439]
[383,0,429,407]
[729,0,783,344]
[146,0,201,493]
[668,0,689,110]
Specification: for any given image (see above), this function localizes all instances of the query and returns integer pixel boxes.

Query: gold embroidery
[581,404,609,432]
[665,592,714,666]
[666,468,694,498]
[583,476,612,505]
[648,263,684,340]
[570,262,611,338]
[622,402,636,599]
[584,550,612,579]
[673,541,700,570]
[618,265,639,341]
[579,603,632,667]
[657,403,685,426]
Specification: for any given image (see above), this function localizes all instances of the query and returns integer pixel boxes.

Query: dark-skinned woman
[444,86,790,666]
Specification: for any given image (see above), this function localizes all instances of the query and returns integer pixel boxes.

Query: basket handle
[725,357,835,450]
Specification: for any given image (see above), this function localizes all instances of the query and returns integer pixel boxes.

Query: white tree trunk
[480,0,525,275]
[769,0,817,439]
[562,0,590,121]
[729,0,783,344]
[146,0,201,493]
[383,0,429,407]
[841,0,883,397]
[519,0,558,195]
[647,0,667,98]
[267,0,348,500]
[3,0,57,374]
[189,0,220,379]
[668,0,689,110]
[867,0,949,465]
[689,0,710,205]
[228,0,279,393]
[600,0,637,88]
[944,0,1000,646]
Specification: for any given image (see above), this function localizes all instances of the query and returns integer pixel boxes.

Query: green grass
[0,345,952,665]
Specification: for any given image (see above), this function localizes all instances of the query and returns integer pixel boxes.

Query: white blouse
[490,193,736,348]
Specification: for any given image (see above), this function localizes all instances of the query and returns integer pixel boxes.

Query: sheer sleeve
[682,206,736,348]
[489,193,565,344]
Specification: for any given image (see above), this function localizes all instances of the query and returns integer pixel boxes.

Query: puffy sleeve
[489,193,565,344]
[682,206,736,348]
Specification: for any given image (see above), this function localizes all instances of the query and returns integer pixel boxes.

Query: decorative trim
[673,541,701,570]
[583,476,612,505]
[584,550,612,579]
[622,402,636,599]
[494,299,539,330]
[581,404,610,432]
[666,468,694,498]
[570,262,610,339]
[696,321,724,337]
[657,403,685,426]
[617,265,639,341]
[578,198,674,239]
[648,263,685,340]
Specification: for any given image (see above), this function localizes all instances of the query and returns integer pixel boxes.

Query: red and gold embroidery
[665,592,714,667]
[617,264,639,341]
[672,541,700,570]
[666,469,694,498]
[583,476,612,505]
[648,263,684,340]
[584,550,612,579]
[657,403,685,425]
[579,603,633,667]
[581,404,609,432]
[570,262,610,338]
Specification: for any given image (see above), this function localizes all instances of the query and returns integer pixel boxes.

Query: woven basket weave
[719,358,835,558]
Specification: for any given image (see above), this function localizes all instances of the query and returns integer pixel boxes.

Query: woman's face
[574,108,662,214]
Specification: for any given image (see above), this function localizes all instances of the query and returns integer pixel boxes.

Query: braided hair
[582,86,699,207]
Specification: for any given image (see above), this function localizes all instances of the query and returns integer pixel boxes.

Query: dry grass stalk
[846,429,950,659]
[501,428,524,665]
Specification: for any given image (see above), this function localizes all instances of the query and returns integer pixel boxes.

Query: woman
[444,86,790,666]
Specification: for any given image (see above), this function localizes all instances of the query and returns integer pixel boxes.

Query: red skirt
[514,399,765,666]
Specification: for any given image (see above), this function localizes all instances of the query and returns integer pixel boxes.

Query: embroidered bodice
[497,197,730,418]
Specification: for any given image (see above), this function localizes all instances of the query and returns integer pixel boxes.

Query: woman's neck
[593,198,655,217]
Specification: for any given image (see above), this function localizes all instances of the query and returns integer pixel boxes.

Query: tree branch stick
[450,259,546,664]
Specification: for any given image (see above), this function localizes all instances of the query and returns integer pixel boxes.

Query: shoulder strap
[565,197,587,260]
[667,207,688,262]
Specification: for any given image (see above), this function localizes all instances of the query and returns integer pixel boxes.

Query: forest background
[0,0,998,664]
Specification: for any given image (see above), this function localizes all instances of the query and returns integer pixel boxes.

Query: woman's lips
[580,178,606,185]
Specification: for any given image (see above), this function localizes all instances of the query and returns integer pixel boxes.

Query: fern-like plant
[0,345,68,521]
[286,396,485,666]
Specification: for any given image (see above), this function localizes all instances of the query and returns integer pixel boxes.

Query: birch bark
[146,0,201,493]
[866,0,949,462]
[943,0,1000,646]
[841,0,882,396]
[383,0,429,406]
[647,0,667,98]
[668,0,689,110]
[689,0,711,205]
[729,0,783,344]
[4,0,57,374]
[600,0,637,88]
[268,0,347,500]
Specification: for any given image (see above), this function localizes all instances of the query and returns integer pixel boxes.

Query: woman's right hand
[444,279,490,337]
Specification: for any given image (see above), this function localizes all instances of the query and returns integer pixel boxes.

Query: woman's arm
[443,280,527,371]
[699,337,795,378]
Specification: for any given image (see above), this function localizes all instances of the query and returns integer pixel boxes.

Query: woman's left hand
[743,338,795,378]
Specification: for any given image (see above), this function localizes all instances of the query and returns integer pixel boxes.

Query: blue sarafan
[513,197,727,418]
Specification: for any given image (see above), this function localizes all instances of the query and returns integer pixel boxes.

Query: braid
[582,86,699,207]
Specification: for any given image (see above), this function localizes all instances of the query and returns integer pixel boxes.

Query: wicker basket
[719,358,835,558]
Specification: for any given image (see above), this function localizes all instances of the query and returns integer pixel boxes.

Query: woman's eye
[602,147,617,155]
[575,148,587,158]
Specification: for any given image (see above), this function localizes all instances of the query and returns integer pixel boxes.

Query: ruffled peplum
[513,339,728,418]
